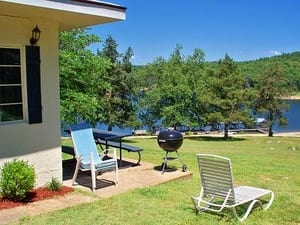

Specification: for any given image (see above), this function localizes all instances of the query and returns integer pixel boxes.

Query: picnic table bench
[62,145,75,156]
[95,139,142,165]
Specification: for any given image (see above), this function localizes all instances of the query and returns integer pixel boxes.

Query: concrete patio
[0,158,192,224]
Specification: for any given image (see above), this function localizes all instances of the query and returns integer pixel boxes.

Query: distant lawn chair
[69,123,118,192]
[191,154,274,221]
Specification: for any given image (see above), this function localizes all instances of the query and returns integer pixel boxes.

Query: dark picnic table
[63,128,143,166]
[92,129,143,166]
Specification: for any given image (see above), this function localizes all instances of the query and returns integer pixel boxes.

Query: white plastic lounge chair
[191,154,274,221]
[69,123,118,192]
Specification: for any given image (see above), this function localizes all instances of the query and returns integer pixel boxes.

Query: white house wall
[0,16,62,187]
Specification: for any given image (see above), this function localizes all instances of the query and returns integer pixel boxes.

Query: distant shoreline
[283,96,300,100]
[128,131,300,138]
[233,131,300,137]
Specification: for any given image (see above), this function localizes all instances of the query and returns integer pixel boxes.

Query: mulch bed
[0,186,74,210]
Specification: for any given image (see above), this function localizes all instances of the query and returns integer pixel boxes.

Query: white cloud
[269,50,282,56]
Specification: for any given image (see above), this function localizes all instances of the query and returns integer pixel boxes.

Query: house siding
[0,0,125,188]
[0,17,62,186]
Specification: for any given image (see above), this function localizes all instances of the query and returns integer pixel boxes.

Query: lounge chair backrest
[197,154,235,202]
[69,123,102,165]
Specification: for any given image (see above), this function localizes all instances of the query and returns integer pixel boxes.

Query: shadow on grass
[184,136,246,142]
[122,139,141,144]
[123,136,247,143]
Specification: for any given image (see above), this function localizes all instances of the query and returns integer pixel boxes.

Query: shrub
[0,159,35,201]
[46,177,62,191]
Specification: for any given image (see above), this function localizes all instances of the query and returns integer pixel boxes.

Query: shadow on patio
[62,158,193,198]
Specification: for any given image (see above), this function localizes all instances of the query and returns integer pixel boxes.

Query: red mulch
[0,186,74,210]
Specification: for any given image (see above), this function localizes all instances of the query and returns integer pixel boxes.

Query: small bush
[0,159,35,201]
[46,177,62,191]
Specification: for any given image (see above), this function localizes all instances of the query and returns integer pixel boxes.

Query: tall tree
[206,54,255,138]
[135,45,208,129]
[184,48,209,127]
[254,65,292,136]
[59,28,111,126]
[132,61,164,129]
[97,35,137,130]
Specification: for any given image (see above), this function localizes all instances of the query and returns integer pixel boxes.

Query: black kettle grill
[157,130,187,173]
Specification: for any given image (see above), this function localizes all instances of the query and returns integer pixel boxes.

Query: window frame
[0,46,27,124]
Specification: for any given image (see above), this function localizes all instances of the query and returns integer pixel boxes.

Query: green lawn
[18,135,300,225]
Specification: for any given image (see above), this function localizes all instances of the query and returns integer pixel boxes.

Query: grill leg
[161,151,169,174]
[176,151,187,172]
[176,151,184,165]
[161,150,187,173]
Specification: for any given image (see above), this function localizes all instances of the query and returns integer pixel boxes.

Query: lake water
[273,99,300,133]
[65,99,300,135]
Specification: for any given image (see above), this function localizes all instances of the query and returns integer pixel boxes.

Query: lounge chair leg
[91,152,96,192]
[72,159,80,185]
[233,191,274,221]
[262,191,275,210]
[115,165,119,185]
[191,196,200,214]
[232,199,261,221]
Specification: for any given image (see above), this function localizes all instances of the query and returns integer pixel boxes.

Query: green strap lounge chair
[191,154,274,221]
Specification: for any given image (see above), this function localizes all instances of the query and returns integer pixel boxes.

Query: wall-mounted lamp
[30,25,41,46]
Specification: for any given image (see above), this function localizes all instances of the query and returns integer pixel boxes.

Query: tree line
[59,28,298,138]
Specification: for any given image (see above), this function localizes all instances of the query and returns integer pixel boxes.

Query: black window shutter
[26,45,42,124]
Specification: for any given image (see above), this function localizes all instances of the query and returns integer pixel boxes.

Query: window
[0,47,24,123]
[0,46,42,124]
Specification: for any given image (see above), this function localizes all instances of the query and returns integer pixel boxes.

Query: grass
[17,135,300,225]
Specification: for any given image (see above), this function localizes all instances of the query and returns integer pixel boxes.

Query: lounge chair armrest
[100,148,117,160]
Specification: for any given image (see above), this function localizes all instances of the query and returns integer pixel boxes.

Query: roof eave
[0,0,126,30]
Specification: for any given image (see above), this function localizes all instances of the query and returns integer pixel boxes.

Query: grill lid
[157,130,183,152]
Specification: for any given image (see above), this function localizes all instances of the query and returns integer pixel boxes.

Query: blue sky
[91,0,300,65]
